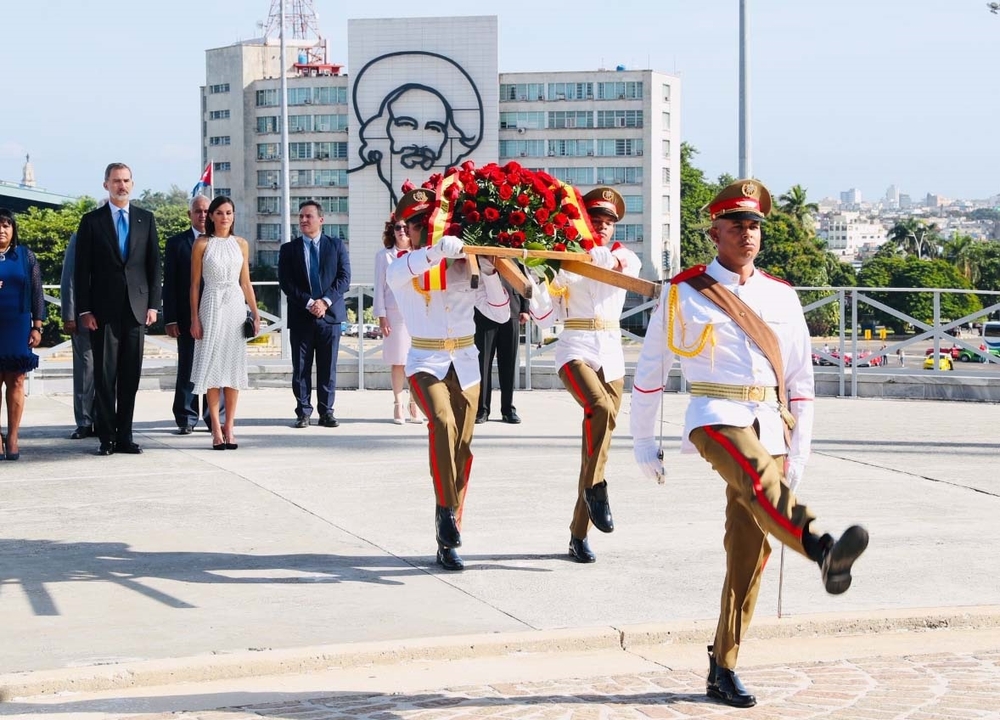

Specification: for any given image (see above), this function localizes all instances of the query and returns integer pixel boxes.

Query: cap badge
[741,182,757,198]
[601,189,615,202]
[413,190,428,203]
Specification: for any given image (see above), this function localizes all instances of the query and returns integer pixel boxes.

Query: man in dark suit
[474,276,529,424]
[162,193,224,433]
[75,163,161,456]
[60,232,95,439]
[278,200,351,428]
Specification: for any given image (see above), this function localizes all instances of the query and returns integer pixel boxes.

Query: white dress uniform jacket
[631,259,815,472]
[386,247,510,389]
[528,244,641,382]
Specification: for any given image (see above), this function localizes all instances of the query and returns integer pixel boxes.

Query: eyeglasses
[394,223,407,231]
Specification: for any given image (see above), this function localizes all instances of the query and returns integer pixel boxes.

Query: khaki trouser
[689,424,819,670]
[558,360,624,539]
[409,367,479,527]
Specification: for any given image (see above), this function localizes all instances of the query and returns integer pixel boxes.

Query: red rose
[511,232,525,248]
[534,207,550,223]
[542,191,557,210]
[446,223,463,236]
[465,210,481,224]
[462,200,478,214]
[552,212,569,227]
[445,166,460,177]
[428,173,442,187]
[464,181,480,195]
[580,238,595,251]
[507,171,522,186]
[503,161,523,174]
[553,242,566,252]
[516,193,531,207]
[461,160,476,171]
[509,210,527,226]
[498,184,514,201]
[542,222,556,237]
[484,207,501,222]
[420,180,435,190]
[563,204,581,219]
[445,183,461,201]
[401,180,415,193]
[498,232,512,247]
[564,226,580,241]
[459,171,475,185]
[490,168,506,185]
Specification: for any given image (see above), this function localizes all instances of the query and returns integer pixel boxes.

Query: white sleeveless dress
[191,236,249,393]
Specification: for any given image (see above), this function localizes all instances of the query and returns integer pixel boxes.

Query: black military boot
[706,645,756,708]
[435,505,462,549]
[584,480,614,533]
[819,525,869,594]
[568,535,596,563]
[436,544,464,571]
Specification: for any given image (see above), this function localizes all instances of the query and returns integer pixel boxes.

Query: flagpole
[208,158,213,198]
[278,0,291,360]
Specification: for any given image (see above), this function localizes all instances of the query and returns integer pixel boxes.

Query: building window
[214,161,231,172]
[255,89,279,107]
[257,143,281,161]
[597,166,642,184]
[214,187,231,197]
[547,139,594,157]
[662,167,670,184]
[662,223,671,240]
[209,83,230,94]
[256,250,279,267]
[289,170,312,187]
[314,169,348,186]
[288,115,312,133]
[257,223,282,241]
[661,195,670,213]
[314,141,347,159]
[499,111,545,130]
[209,109,230,120]
[312,196,349,214]
[624,196,643,214]
[597,81,643,100]
[256,116,279,134]
[257,196,281,214]
[498,139,545,158]
[613,224,643,243]
[209,136,230,146]
[596,110,643,128]
[499,83,546,101]
[313,113,349,132]
[257,170,280,188]
[288,87,313,105]
[322,224,349,241]
[289,142,313,160]
[312,86,347,105]
[596,139,643,156]
[548,167,594,185]
[548,111,593,129]
[546,82,594,101]
[662,84,671,102]
[662,139,671,158]
[662,111,671,127]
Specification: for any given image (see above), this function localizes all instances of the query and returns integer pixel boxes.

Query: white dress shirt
[630,259,815,464]
[386,247,510,389]
[301,234,330,307]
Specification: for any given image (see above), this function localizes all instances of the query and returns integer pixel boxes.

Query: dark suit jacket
[278,234,351,331]
[162,228,197,332]
[475,274,529,328]
[75,203,161,324]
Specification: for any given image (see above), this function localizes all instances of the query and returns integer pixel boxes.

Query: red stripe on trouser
[456,454,473,529]
[562,365,594,456]
[703,426,803,542]
[409,378,446,507]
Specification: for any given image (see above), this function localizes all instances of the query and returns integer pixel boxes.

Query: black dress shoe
[176,426,193,435]
[821,525,869,594]
[501,409,521,424]
[70,426,93,440]
[97,442,115,456]
[568,535,596,563]
[117,442,143,455]
[584,480,614,533]
[707,652,756,708]
[435,505,462,549]
[475,410,488,424]
[294,417,310,429]
[436,545,465,571]
[319,414,340,428]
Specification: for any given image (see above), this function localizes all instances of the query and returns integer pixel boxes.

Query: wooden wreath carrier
[461,246,660,299]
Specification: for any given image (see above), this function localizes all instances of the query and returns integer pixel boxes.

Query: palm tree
[777,185,819,227]
[942,232,982,285]
[886,218,941,260]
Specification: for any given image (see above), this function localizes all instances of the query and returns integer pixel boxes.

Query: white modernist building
[201,15,680,285]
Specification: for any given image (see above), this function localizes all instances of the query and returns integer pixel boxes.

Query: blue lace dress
[0,245,43,373]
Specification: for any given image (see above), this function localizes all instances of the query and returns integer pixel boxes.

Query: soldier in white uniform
[386,188,510,572]
[528,187,641,564]
[630,179,869,708]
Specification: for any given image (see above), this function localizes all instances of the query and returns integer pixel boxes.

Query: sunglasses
[394,223,407,230]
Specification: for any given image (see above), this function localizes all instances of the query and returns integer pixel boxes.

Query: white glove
[784,458,806,492]
[588,245,615,269]
[634,437,666,484]
[426,236,465,262]
[479,256,496,275]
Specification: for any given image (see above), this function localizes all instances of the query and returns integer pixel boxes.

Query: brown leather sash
[682,272,794,446]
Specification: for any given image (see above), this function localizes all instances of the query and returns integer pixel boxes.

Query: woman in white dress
[190,196,260,449]
[373,218,421,424]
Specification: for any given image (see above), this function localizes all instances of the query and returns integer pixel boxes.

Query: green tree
[679,143,719,269]
[886,218,942,259]
[777,184,819,227]
[941,233,981,285]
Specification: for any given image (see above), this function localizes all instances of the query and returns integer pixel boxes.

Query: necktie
[309,240,323,298]
[116,209,129,260]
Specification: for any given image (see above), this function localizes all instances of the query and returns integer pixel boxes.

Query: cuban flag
[191,162,213,198]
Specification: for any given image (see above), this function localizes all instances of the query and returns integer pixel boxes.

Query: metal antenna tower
[261,0,326,62]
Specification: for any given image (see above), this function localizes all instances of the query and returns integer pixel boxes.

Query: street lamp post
[738,0,751,178]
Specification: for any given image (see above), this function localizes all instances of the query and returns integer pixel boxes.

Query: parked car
[923,353,954,371]
[343,323,359,337]
[924,346,960,359]
[363,323,382,339]
[957,346,1000,363]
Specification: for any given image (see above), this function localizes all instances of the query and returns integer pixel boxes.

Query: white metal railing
[37,283,1000,397]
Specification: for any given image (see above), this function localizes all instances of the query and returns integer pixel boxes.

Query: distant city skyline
[2,0,998,203]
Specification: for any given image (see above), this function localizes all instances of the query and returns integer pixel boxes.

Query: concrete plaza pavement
[1,387,999,717]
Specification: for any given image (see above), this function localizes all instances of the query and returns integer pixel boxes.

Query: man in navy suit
[75,163,161,456]
[162,193,224,433]
[278,200,351,428]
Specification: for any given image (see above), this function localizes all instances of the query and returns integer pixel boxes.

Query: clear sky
[3,0,998,204]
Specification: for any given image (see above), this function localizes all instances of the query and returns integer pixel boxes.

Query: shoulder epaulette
[670,265,707,285]
[758,269,791,286]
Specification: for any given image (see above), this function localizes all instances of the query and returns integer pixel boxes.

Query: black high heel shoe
[224,435,238,450]
[212,434,226,451]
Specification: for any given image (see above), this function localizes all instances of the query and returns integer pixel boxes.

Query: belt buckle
[747,385,766,402]
[592,319,604,330]
[442,337,457,353]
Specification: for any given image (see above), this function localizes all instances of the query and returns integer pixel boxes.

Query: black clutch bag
[243,310,256,339]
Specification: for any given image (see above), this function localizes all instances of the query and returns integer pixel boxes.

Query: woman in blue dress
[0,208,44,460]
